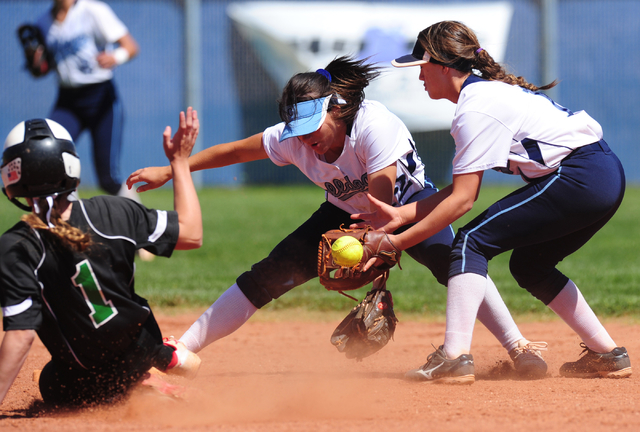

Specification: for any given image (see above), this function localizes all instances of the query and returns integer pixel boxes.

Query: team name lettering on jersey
[325,173,368,202]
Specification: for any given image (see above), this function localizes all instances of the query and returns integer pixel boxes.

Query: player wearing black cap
[357,20,631,383]
[0,109,202,406]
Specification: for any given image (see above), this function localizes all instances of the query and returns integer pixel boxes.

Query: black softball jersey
[0,195,179,369]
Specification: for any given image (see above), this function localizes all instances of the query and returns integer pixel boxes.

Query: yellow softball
[331,236,364,267]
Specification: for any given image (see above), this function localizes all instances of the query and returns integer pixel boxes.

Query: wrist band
[113,47,130,65]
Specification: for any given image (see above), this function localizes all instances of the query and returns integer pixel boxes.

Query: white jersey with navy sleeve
[36,0,129,88]
[451,76,603,180]
[262,100,428,214]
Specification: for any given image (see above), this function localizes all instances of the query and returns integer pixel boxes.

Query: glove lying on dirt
[330,272,398,361]
[17,24,53,77]
[317,225,402,293]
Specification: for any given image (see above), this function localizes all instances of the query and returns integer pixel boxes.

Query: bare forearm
[188,133,267,171]
[412,184,454,219]
[172,158,202,250]
[155,133,267,183]
[368,165,396,206]
[392,186,452,228]
[0,330,35,405]
[118,34,139,60]
[185,145,237,172]
[394,192,471,250]
[393,174,480,250]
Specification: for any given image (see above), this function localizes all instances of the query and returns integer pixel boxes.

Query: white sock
[476,275,523,352]
[444,273,487,358]
[179,283,258,353]
[548,279,616,352]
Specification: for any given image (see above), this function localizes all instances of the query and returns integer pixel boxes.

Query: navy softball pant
[449,140,625,305]
[49,80,124,195]
[237,186,455,309]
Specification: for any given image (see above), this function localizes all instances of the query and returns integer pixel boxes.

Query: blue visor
[279,95,333,142]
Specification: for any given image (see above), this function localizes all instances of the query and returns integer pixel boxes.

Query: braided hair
[22,195,92,252]
[419,21,557,92]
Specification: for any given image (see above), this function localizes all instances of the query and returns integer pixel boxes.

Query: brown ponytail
[419,21,557,92]
[22,197,92,252]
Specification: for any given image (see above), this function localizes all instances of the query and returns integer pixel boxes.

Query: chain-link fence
[1,0,638,188]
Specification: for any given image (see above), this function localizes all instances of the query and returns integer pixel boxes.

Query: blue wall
[1,0,639,188]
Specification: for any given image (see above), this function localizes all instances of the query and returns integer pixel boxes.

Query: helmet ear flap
[1,188,32,211]
[1,119,80,206]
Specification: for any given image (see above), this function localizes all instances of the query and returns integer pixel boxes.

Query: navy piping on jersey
[461,74,486,90]
[396,139,432,204]
[405,144,417,173]
[516,138,575,168]
[463,75,577,164]
[521,139,544,165]
[460,166,563,273]
[32,229,89,370]
[396,154,427,204]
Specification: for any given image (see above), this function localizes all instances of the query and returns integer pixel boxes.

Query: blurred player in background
[0,109,201,406]
[17,0,139,199]
[127,56,547,378]
[354,20,631,383]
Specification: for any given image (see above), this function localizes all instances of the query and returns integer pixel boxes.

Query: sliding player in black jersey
[0,108,202,406]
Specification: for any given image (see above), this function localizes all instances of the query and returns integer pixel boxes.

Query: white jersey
[451,76,603,180]
[262,100,428,214]
[36,0,129,88]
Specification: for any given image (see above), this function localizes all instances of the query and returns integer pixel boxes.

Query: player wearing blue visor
[127,56,546,378]
[279,94,346,141]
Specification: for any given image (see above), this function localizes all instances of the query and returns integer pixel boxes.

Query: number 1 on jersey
[72,259,118,328]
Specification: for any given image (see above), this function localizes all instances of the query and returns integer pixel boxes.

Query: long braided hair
[21,194,92,252]
[419,20,557,92]
[278,55,381,127]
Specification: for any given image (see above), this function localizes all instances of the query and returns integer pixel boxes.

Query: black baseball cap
[391,40,447,67]
[392,38,443,68]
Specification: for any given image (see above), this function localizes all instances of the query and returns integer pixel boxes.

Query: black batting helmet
[1,119,81,209]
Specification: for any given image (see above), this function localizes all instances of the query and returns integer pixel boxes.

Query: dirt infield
[2,312,639,431]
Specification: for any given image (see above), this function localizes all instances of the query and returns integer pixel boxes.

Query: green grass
[2,185,639,317]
